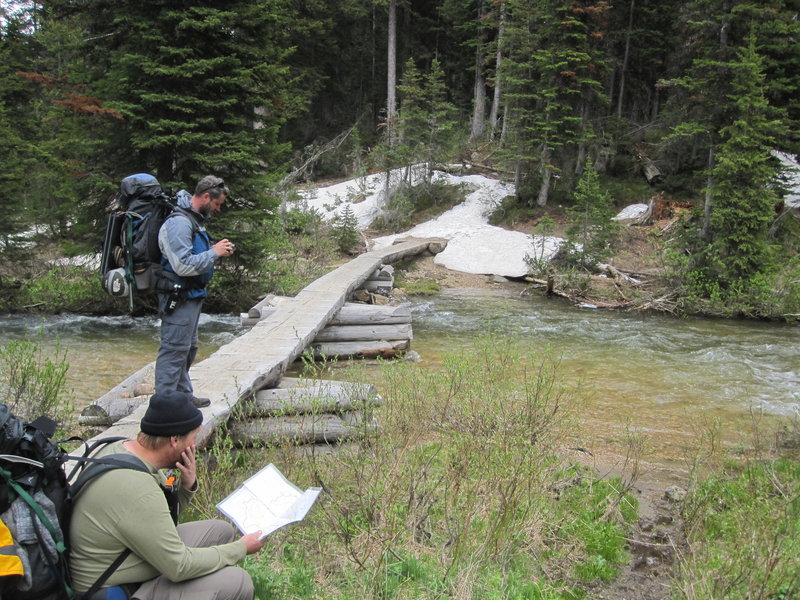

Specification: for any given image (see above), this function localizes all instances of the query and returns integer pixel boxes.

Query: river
[2,287,797,479]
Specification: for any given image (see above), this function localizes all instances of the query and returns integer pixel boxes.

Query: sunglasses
[197,179,226,195]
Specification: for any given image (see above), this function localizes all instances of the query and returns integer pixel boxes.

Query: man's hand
[176,443,198,491]
[213,238,235,257]
[241,532,266,554]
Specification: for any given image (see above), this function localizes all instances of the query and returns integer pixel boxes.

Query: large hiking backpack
[100,174,190,311]
[0,404,175,600]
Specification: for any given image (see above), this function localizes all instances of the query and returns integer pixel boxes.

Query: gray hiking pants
[131,520,253,600]
[155,296,203,395]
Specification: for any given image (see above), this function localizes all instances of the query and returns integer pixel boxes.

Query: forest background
[1,0,800,318]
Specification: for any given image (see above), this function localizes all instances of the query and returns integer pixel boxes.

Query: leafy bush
[19,265,105,313]
[675,457,800,599]
[372,179,465,232]
[193,336,637,599]
[0,332,74,431]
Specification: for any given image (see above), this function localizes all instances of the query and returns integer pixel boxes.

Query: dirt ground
[396,223,685,600]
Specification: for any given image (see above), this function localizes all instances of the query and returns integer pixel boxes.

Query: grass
[192,335,639,599]
[674,455,800,599]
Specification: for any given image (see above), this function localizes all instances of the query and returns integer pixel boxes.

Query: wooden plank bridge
[81,236,447,448]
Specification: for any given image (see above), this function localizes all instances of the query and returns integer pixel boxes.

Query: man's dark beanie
[141,390,203,436]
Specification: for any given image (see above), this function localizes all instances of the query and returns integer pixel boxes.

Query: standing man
[156,175,235,407]
[69,390,265,599]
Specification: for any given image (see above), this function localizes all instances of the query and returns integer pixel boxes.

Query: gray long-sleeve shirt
[158,210,218,279]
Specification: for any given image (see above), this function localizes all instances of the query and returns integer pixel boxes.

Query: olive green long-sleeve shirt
[69,441,246,592]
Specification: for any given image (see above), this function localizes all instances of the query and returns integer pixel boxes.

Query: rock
[613,203,650,224]
[352,289,371,303]
[664,485,687,503]
[371,293,390,305]
[403,350,422,362]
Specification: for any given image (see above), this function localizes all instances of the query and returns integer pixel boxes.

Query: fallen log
[245,378,382,417]
[312,323,411,343]
[79,362,155,426]
[369,265,395,280]
[229,410,376,447]
[310,339,410,359]
[361,279,394,294]
[241,300,411,327]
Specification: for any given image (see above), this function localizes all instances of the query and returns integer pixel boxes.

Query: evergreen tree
[502,0,611,206]
[0,8,35,245]
[42,1,301,198]
[562,163,619,268]
[396,57,457,182]
[705,35,783,292]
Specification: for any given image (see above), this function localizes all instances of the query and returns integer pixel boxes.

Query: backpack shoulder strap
[70,453,150,499]
[166,205,202,233]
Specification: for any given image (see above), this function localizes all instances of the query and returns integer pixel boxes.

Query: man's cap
[141,390,203,436]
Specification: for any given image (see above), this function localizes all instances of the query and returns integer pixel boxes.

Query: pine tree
[45,1,301,197]
[501,0,611,206]
[562,164,619,268]
[706,34,783,291]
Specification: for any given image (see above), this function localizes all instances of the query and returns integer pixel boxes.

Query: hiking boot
[190,395,211,408]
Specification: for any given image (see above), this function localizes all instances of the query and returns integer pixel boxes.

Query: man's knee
[217,566,255,600]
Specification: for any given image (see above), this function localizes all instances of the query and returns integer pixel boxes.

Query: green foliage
[487,194,539,227]
[666,34,787,313]
[395,58,459,175]
[192,336,635,598]
[372,179,465,232]
[396,277,441,296]
[675,458,800,599]
[19,265,105,313]
[559,165,620,269]
[331,204,360,254]
[502,0,611,206]
[525,215,557,279]
[0,332,73,431]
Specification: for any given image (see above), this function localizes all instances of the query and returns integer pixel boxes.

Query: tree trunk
[386,0,397,145]
[537,146,552,207]
[470,0,487,140]
[489,1,506,137]
[617,0,635,119]
[703,145,714,241]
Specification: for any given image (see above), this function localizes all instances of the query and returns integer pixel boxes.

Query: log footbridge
[81,237,447,449]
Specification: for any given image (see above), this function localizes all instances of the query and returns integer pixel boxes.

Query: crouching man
[69,391,264,599]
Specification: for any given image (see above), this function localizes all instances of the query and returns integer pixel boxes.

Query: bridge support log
[229,411,376,447]
[241,299,411,327]
[311,339,409,359]
[245,378,381,417]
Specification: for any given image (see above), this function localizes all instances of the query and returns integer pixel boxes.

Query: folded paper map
[217,463,322,539]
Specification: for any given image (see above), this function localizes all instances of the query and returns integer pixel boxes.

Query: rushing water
[1,288,797,476]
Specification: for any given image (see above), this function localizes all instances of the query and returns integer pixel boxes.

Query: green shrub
[675,458,800,599]
[0,332,74,431]
[193,336,638,599]
[20,265,103,312]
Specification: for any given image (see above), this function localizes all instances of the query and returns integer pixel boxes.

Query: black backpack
[100,174,190,311]
[0,404,177,600]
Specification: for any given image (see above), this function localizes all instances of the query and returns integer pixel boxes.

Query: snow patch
[290,166,564,278]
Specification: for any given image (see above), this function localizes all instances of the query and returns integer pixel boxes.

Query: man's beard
[198,203,212,218]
